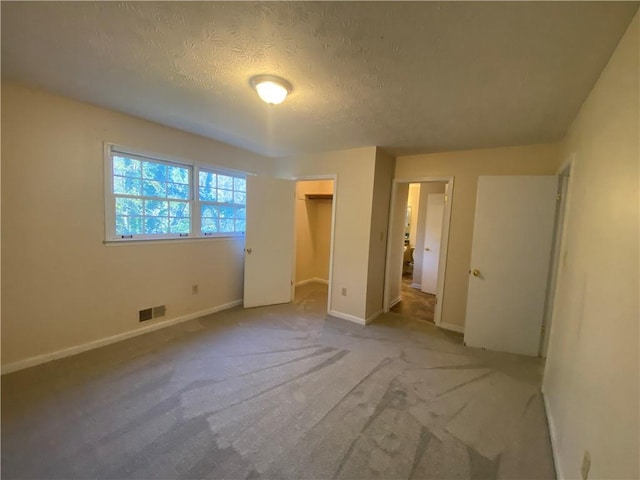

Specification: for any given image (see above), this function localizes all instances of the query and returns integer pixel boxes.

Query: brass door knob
[472,269,481,277]
[246,248,252,254]
[425,247,431,251]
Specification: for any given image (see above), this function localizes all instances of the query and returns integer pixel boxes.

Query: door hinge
[556,193,561,201]
[541,324,546,333]
[444,195,448,205]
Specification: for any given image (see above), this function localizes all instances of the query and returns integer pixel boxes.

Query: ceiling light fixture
[250,75,292,105]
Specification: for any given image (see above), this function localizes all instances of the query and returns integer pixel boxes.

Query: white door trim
[291,174,338,314]
[542,155,575,361]
[383,176,455,328]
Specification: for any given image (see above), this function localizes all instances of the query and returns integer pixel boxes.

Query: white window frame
[104,143,248,242]
[198,167,247,237]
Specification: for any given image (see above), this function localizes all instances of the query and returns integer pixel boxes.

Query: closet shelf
[305,194,333,200]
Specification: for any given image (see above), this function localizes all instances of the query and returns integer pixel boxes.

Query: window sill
[104,235,245,246]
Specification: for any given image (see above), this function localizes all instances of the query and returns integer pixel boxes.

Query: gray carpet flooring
[1,282,555,479]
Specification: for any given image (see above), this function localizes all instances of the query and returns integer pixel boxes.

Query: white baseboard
[365,310,383,324]
[295,277,329,287]
[439,321,465,333]
[411,283,422,289]
[1,300,242,375]
[542,389,563,479]
[328,309,366,325]
[389,296,402,308]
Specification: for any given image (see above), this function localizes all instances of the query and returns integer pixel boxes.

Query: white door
[464,176,557,356]
[421,193,444,295]
[244,176,295,308]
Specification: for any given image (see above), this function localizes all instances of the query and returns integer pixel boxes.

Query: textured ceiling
[2,2,638,157]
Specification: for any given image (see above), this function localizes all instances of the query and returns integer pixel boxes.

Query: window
[199,170,246,235]
[106,145,246,241]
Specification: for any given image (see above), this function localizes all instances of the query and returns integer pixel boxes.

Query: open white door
[464,176,557,356]
[421,193,444,295]
[244,176,295,308]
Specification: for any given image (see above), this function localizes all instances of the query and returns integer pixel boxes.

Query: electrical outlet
[341,288,347,296]
[192,284,199,294]
[581,450,591,480]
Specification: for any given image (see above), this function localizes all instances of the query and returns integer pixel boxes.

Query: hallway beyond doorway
[390,273,437,323]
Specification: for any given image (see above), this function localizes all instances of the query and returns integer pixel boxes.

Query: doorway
[384,177,454,326]
[293,179,336,312]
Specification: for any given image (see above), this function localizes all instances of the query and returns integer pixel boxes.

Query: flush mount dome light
[250,75,292,105]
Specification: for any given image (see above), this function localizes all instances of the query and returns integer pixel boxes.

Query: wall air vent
[139,305,166,322]
[139,308,153,322]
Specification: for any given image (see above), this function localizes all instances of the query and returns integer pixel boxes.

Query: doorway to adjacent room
[384,178,453,326]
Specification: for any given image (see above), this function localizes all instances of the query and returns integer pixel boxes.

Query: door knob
[246,248,252,254]
[425,247,431,251]
[472,269,481,277]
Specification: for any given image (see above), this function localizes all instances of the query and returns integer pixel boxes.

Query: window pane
[143,180,167,198]
[233,191,246,205]
[219,206,235,218]
[113,176,141,195]
[201,204,218,218]
[144,200,168,216]
[218,189,233,203]
[167,182,190,200]
[116,216,143,235]
[169,201,190,218]
[115,197,143,216]
[110,152,194,239]
[144,217,169,234]
[142,161,167,182]
[113,156,141,178]
[199,171,216,188]
[202,218,218,233]
[234,219,246,232]
[236,208,246,219]
[234,177,246,192]
[218,174,233,190]
[219,219,235,232]
[168,165,189,184]
[169,218,190,234]
[199,186,217,202]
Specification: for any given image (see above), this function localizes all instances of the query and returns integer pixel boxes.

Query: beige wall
[294,180,333,284]
[412,182,446,288]
[407,184,421,246]
[543,14,639,480]
[396,143,561,328]
[278,147,378,320]
[1,83,277,367]
[365,149,395,319]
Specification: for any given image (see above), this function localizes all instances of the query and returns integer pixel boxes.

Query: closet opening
[293,179,336,314]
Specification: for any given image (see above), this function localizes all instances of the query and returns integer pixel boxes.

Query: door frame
[383,176,454,328]
[540,155,575,357]
[291,174,338,314]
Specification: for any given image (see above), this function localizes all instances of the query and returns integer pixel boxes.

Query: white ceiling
[2,2,637,157]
